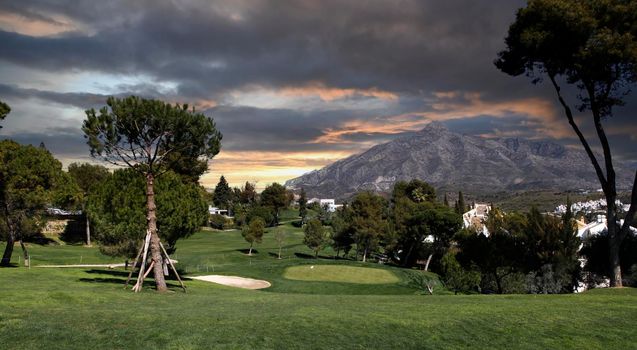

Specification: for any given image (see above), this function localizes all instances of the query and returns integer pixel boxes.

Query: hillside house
[308,198,342,212]
[462,203,491,236]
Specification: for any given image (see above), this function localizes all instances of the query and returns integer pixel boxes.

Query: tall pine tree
[213,176,233,210]
[299,188,307,224]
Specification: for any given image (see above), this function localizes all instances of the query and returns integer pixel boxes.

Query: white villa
[308,198,342,213]
[462,203,491,236]
[208,206,228,216]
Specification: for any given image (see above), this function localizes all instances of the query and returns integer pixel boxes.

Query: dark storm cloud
[209,105,401,152]
[0,0,527,97]
[6,127,89,159]
[0,83,109,109]
[0,0,635,172]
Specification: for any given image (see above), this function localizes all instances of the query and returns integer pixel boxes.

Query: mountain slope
[285,122,633,199]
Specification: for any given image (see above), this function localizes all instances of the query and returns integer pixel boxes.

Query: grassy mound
[284,265,400,284]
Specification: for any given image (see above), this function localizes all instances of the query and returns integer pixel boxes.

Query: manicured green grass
[284,265,401,284]
[0,267,635,349]
[1,223,636,349]
[0,242,120,266]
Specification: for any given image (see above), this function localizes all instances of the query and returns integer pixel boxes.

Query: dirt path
[36,263,126,268]
[190,275,271,289]
[35,259,178,269]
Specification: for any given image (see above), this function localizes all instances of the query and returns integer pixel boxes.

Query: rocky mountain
[285,122,634,200]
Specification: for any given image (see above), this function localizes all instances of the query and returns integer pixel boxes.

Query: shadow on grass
[294,252,344,260]
[85,268,130,277]
[80,269,188,286]
[236,248,259,255]
[0,263,20,268]
[79,277,184,291]
[21,232,57,245]
[59,218,87,245]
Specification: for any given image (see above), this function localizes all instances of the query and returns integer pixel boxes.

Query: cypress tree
[457,191,466,214]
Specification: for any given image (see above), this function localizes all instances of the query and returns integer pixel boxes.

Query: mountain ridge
[285,122,634,200]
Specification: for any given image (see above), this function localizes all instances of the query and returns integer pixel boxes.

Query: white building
[577,215,637,239]
[307,198,320,204]
[307,198,342,212]
[208,206,228,216]
[577,215,608,240]
[462,203,491,236]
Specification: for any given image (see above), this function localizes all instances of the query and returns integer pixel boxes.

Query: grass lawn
[1,222,636,349]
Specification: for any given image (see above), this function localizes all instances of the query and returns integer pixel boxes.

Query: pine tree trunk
[1,210,15,266]
[1,231,14,266]
[146,173,167,292]
[605,191,623,287]
[424,253,433,272]
[403,242,416,267]
[85,213,91,247]
[362,246,367,262]
[494,273,503,294]
[19,239,29,267]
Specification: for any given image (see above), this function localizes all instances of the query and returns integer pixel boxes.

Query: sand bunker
[191,275,271,289]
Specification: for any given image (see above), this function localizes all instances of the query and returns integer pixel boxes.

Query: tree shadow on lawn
[79,268,187,288]
[0,263,20,268]
[59,218,86,245]
[236,248,259,255]
[294,252,348,260]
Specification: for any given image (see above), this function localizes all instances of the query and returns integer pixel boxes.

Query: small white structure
[307,198,342,212]
[319,199,342,212]
[463,203,491,236]
[577,216,637,239]
[307,198,320,204]
[208,206,228,216]
[577,215,607,239]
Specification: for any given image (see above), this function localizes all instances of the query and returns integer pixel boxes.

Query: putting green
[283,265,400,284]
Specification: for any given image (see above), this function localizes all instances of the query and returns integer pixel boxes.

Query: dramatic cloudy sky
[1,0,635,189]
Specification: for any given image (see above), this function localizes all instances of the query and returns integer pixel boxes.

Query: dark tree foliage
[456,191,466,215]
[441,252,481,294]
[239,182,257,204]
[88,169,207,257]
[457,205,581,294]
[331,204,355,258]
[246,205,276,227]
[390,180,461,269]
[68,163,111,194]
[260,182,288,224]
[496,0,637,287]
[83,96,221,291]
[581,234,637,287]
[304,218,328,258]
[0,100,10,129]
[298,188,307,224]
[523,206,581,293]
[350,192,389,262]
[391,179,436,204]
[67,162,111,245]
[456,209,527,294]
[0,140,75,266]
[242,217,265,256]
[213,176,234,210]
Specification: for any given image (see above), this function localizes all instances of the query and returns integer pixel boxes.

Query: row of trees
[308,179,634,293]
[211,176,293,228]
[1,97,223,293]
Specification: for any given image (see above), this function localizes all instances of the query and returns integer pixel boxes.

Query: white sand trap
[191,275,271,289]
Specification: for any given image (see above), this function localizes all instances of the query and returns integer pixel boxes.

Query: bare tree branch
[549,75,608,190]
